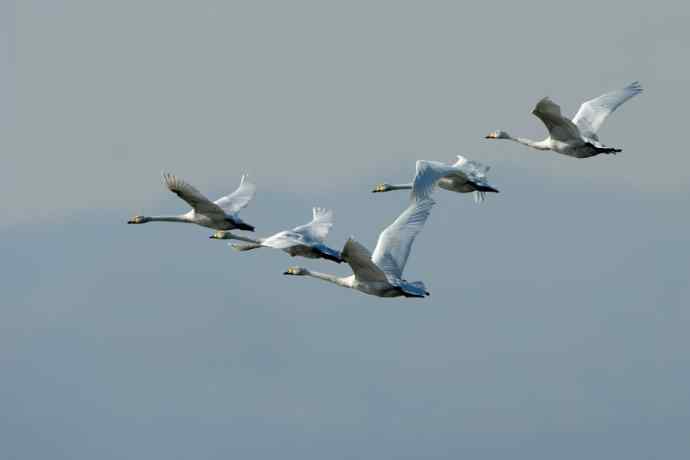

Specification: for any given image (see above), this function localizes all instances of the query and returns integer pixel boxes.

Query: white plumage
[572,82,644,141]
[370,197,435,281]
[372,155,499,203]
[127,173,256,231]
[486,82,642,158]
[284,161,441,298]
[210,207,342,263]
[127,80,644,300]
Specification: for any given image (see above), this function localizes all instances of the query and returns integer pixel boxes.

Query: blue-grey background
[4,1,690,458]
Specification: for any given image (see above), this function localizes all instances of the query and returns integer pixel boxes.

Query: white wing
[532,97,582,142]
[371,197,435,279]
[214,174,256,214]
[407,160,448,200]
[260,208,335,250]
[341,238,389,282]
[261,231,304,249]
[291,207,334,243]
[162,173,226,218]
[453,155,490,179]
[572,82,643,139]
[410,160,463,200]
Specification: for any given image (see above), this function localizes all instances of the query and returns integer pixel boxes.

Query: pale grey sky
[3,1,690,459]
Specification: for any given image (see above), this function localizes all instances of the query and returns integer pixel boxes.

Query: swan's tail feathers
[470,182,499,204]
[473,183,500,193]
[597,147,622,155]
[587,143,622,155]
[397,280,429,298]
[233,221,256,232]
[231,243,263,252]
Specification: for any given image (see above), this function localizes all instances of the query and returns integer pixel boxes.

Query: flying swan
[128,173,256,231]
[209,207,343,263]
[485,82,642,158]
[282,161,450,298]
[372,155,499,203]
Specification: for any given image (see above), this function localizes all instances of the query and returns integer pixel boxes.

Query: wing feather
[341,238,388,282]
[162,173,226,217]
[453,155,489,178]
[371,197,435,279]
[291,207,334,243]
[572,82,643,138]
[214,174,256,214]
[532,97,582,142]
[261,231,304,249]
[409,160,459,201]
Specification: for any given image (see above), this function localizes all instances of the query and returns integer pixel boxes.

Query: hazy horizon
[3,1,690,459]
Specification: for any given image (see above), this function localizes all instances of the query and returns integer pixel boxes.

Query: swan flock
[128,82,642,298]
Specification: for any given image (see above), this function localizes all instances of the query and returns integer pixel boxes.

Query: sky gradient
[4,1,690,459]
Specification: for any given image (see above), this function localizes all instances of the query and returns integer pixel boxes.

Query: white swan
[372,155,499,203]
[283,161,449,298]
[128,173,256,231]
[210,207,343,263]
[486,82,642,158]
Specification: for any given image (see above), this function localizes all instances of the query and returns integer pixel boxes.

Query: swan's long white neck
[147,215,190,223]
[387,183,413,191]
[304,269,350,288]
[507,134,549,150]
[226,233,261,244]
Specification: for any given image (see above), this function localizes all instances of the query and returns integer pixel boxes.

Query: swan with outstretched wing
[486,82,642,158]
[127,173,256,231]
[210,207,342,263]
[373,155,499,203]
[283,161,445,298]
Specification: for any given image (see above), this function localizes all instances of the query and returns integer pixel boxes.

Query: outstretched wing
[291,207,334,243]
[371,197,435,279]
[409,160,459,201]
[214,174,256,215]
[453,155,490,180]
[341,238,388,282]
[162,173,226,218]
[453,155,498,203]
[572,81,643,139]
[260,231,304,249]
[532,97,582,142]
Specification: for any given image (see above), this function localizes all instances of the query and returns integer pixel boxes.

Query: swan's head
[127,215,149,224]
[485,130,510,140]
[209,230,232,239]
[372,183,393,193]
[283,266,308,276]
